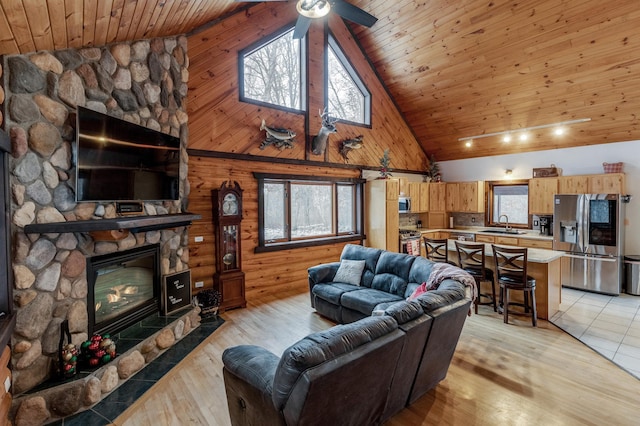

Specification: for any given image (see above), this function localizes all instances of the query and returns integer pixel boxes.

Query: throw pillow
[333,259,366,285]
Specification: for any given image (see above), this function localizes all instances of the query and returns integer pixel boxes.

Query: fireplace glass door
[87,244,161,335]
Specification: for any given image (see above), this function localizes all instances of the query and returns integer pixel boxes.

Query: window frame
[485,179,531,228]
[254,173,365,253]
[325,33,372,127]
[238,25,307,114]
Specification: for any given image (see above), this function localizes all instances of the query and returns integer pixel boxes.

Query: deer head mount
[311,108,338,156]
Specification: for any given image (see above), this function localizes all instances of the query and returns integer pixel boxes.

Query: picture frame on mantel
[162,270,192,315]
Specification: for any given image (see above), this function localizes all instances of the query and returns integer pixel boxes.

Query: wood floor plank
[115,291,640,426]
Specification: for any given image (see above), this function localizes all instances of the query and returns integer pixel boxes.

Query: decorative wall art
[339,135,364,162]
[311,108,338,155]
[259,119,296,150]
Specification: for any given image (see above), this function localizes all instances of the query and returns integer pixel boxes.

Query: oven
[399,229,422,255]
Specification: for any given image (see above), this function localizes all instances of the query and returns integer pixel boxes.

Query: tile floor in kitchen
[550,287,640,379]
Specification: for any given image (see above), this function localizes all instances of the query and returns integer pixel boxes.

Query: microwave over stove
[399,196,411,213]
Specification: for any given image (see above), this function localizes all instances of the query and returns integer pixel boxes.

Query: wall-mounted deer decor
[311,108,338,155]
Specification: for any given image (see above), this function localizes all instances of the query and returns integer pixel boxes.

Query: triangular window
[327,36,370,126]
[240,28,306,112]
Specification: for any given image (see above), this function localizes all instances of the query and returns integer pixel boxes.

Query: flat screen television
[75,106,181,202]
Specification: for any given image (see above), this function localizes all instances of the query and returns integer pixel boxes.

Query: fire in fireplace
[86,244,161,336]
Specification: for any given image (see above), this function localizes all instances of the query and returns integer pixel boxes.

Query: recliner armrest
[222,345,280,396]
[307,262,340,288]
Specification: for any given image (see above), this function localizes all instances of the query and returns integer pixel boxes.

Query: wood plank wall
[188,156,359,298]
[186,2,427,300]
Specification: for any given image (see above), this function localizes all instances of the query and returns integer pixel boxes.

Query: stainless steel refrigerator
[553,194,625,295]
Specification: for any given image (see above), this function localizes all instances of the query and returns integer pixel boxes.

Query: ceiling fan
[237,0,378,39]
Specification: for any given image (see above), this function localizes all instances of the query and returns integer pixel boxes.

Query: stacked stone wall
[2,36,190,395]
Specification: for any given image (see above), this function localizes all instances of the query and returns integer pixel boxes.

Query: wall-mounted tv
[75,106,181,202]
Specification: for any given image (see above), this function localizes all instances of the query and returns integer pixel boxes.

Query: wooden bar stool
[423,237,456,265]
[454,241,497,314]
[492,245,537,326]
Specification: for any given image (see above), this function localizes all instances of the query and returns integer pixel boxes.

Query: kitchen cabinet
[398,177,409,197]
[418,183,430,212]
[589,173,625,193]
[429,182,446,212]
[475,235,495,244]
[408,182,422,212]
[519,239,553,249]
[529,177,558,215]
[366,179,399,252]
[557,173,625,194]
[460,181,485,212]
[473,233,553,249]
[445,183,460,212]
[558,176,588,194]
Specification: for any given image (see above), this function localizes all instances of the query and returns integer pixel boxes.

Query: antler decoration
[311,108,338,156]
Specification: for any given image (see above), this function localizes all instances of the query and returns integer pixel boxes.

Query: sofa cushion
[408,256,435,285]
[371,251,415,296]
[379,300,424,325]
[333,259,366,285]
[271,316,398,409]
[341,288,404,315]
[340,244,383,288]
[312,283,360,305]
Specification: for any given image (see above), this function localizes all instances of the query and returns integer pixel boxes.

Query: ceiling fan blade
[330,1,378,27]
[293,15,312,39]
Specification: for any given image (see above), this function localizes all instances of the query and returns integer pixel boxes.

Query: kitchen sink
[479,229,527,235]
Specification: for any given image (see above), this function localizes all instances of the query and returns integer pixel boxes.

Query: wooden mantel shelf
[24,213,202,235]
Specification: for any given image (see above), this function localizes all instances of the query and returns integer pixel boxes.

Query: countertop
[400,226,562,263]
[444,240,564,263]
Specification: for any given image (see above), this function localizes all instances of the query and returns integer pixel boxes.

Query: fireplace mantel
[24,213,202,235]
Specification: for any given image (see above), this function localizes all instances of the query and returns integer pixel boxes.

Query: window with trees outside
[327,36,371,126]
[254,173,364,252]
[487,180,530,227]
[240,28,305,111]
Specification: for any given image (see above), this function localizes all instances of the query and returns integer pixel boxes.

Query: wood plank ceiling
[1,0,638,161]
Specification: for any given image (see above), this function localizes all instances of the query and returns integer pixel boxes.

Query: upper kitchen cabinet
[366,179,400,252]
[408,182,423,212]
[460,181,485,212]
[429,182,447,212]
[529,177,558,215]
[558,176,589,194]
[398,177,409,197]
[589,173,625,194]
[418,183,430,212]
[445,183,460,212]
[557,173,625,194]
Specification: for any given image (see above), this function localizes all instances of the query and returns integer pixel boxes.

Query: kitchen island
[444,240,564,320]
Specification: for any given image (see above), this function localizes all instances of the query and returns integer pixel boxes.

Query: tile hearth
[49,314,224,425]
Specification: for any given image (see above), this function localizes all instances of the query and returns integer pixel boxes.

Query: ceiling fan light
[297,0,331,19]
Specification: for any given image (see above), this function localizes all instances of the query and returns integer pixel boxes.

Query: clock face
[222,193,238,216]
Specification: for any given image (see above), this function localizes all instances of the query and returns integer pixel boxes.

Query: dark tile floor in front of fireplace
[49,313,225,426]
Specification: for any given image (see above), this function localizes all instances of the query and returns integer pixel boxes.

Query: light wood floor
[115,290,640,426]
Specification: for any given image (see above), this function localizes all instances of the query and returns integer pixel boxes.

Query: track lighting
[459,118,591,145]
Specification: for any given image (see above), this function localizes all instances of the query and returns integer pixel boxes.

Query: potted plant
[424,154,441,182]
[379,148,392,179]
[194,289,222,319]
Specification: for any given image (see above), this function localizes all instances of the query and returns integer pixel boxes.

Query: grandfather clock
[212,181,246,311]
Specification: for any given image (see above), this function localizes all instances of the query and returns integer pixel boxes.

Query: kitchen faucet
[499,214,511,230]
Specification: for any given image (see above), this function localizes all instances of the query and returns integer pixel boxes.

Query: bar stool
[492,245,537,326]
[423,237,456,265]
[454,241,497,314]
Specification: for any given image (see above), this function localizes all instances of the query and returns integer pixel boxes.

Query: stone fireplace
[87,244,161,337]
[2,34,192,399]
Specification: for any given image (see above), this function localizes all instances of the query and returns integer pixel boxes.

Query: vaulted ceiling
[1,0,638,161]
